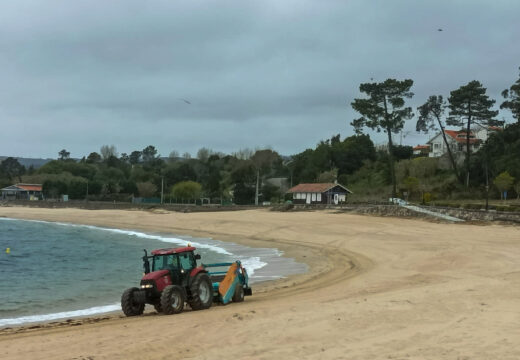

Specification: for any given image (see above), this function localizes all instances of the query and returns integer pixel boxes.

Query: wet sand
[0,207,519,359]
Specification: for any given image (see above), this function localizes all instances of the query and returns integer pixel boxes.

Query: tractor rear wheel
[161,285,185,315]
[121,287,145,316]
[232,285,245,303]
[188,273,213,310]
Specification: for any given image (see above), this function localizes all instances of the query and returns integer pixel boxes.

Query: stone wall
[342,204,520,224]
[422,206,520,223]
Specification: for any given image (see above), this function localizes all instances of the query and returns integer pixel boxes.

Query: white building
[427,130,482,158]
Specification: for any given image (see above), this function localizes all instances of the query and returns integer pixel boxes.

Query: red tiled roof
[15,184,42,191]
[444,130,459,139]
[287,183,352,194]
[444,130,481,144]
[413,145,430,150]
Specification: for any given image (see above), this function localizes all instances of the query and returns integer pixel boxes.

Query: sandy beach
[0,207,519,359]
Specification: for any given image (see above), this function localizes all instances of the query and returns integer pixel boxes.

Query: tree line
[350,67,520,200]
[1,67,519,204]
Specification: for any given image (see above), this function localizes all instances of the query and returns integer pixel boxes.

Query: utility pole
[161,177,164,204]
[255,169,259,206]
[485,161,489,211]
[485,126,489,211]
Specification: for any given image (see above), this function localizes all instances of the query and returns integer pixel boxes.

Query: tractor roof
[151,246,196,255]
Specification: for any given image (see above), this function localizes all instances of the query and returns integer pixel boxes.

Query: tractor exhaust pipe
[143,249,150,274]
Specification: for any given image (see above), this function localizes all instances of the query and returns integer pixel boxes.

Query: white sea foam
[239,256,267,277]
[1,217,269,277]
[0,217,231,255]
[83,226,233,255]
[0,304,120,327]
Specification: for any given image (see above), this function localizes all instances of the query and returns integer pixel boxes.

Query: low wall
[0,200,263,213]
[343,204,520,224]
[421,205,520,223]
[343,205,435,219]
[3,200,519,223]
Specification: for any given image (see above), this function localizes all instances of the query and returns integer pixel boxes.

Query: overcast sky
[1,0,519,159]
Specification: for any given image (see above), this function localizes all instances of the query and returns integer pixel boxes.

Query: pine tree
[501,67,520,123]
[447,81,498,187]
[351,79,414,198]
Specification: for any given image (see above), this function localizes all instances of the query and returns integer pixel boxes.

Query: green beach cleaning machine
[121,245,252,316]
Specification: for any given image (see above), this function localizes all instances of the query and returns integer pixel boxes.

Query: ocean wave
[239,256,267,277]
[84,227,233,256]
[0,217,231,255]
[0,303,120,327]
[0,217,268,277]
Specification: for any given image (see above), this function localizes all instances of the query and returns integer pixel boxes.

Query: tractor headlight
[141,284,153,289]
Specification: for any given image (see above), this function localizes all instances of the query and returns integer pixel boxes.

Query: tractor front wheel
[188,273,213,310]
[121,287,145,317]
[161,285,185,315]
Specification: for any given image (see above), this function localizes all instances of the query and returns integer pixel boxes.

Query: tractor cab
[142,246,201,288]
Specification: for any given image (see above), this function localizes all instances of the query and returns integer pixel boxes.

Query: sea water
[0,218,307,327]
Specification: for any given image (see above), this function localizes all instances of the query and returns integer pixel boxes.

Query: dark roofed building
[287,183,352,205]
[1,183,43,200]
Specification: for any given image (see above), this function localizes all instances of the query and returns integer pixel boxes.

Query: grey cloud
[1,0,519,158]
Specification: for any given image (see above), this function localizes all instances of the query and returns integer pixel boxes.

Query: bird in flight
[180,98,191,104]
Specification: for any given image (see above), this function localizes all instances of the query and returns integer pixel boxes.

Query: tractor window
[179,253,196,270]
[152,255,179,271]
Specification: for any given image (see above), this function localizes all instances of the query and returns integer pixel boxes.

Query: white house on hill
[426,126,500,158]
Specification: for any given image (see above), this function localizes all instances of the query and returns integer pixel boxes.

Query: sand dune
[0,207,519,359]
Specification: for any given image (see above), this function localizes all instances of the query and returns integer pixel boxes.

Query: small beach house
[287,182,352,205]
[0,183,43,200]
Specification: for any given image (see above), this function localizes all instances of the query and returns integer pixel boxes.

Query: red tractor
[121,246,251,316]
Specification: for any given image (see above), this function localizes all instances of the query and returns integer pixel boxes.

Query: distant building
[473,125,502,142]
[427,130,480,157]
[427,127,501,158]
[0,183,43,200]
[413,145,430,156]
[287,183,352,205]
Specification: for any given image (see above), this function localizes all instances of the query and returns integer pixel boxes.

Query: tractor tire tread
[121,287,145,317]
[188,273,213,310]
[161,285,185,315]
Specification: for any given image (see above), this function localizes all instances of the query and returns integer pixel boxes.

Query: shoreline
[0,216,309,329]
[1,206,518,359]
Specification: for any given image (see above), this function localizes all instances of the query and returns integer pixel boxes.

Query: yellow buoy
[6,248,10,254]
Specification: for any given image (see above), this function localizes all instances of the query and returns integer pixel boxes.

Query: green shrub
[171,181,202,201]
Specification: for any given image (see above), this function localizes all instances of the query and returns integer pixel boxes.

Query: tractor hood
[142,269,169,281]
[141,270,172,292]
